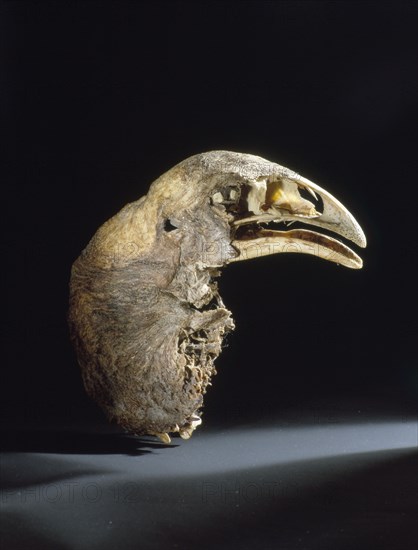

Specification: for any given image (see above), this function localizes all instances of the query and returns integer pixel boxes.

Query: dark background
[2,1,417,427]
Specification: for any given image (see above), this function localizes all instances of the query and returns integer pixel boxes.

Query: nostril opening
[298,187,324,213]
[164,219,178,232]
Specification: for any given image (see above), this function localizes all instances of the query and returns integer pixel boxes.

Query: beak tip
[350,218,367,249]
[358,231,367,249]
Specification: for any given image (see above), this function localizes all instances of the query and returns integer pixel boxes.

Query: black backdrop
[2,1,417,429]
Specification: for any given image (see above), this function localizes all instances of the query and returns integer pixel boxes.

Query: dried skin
[69,151,366,441]
[69,153,240,439]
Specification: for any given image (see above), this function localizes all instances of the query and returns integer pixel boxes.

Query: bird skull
[69,151,366,442]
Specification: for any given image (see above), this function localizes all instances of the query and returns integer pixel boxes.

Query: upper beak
[228,173,366,269]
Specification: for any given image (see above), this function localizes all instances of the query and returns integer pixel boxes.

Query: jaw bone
[227,174,366,269]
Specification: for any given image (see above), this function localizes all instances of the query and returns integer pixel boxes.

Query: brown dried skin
[69,215,235,440]
[69,153,241,440]
[69,151,366,441]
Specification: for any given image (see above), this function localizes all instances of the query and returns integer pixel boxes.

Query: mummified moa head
[68,151,366,442]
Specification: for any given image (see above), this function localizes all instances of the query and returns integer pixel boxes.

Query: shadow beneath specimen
[0,428,175,456]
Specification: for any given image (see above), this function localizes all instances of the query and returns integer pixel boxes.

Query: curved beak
[229,173,366,269]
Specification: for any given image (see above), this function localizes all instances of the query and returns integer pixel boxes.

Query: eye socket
[164,219,178,232]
